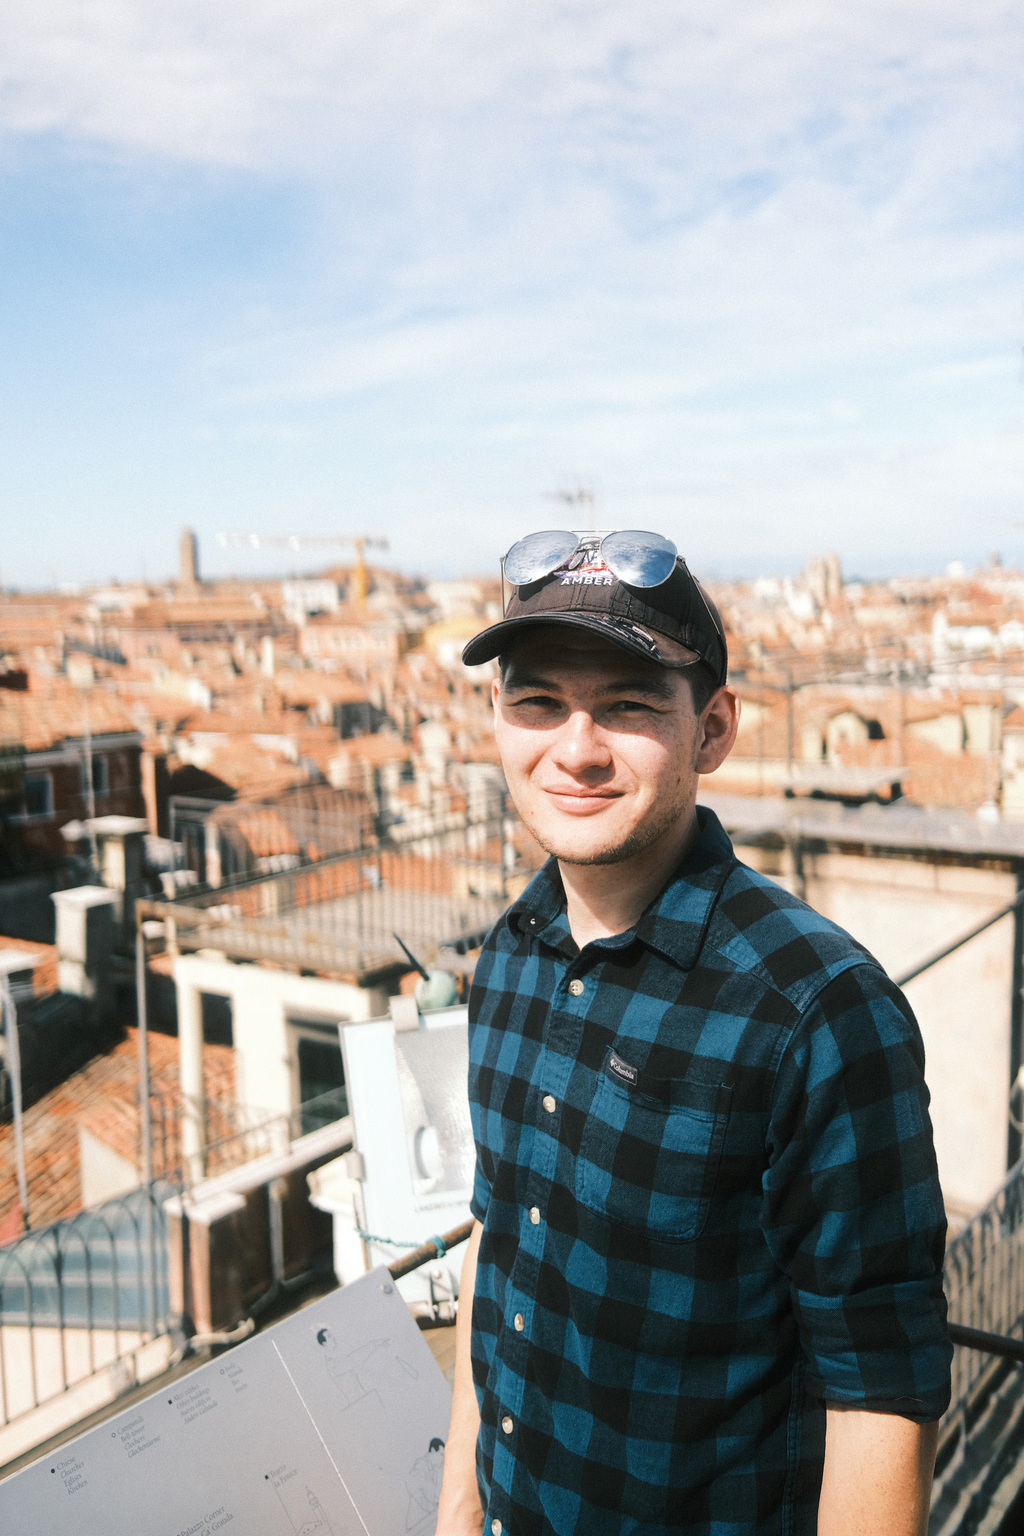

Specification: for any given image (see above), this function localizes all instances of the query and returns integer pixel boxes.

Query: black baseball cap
[462,529,728,686]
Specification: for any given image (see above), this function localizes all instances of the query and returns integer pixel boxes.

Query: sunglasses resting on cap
[462,528,728,687]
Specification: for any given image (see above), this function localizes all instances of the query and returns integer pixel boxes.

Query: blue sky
[1,1,1023,587]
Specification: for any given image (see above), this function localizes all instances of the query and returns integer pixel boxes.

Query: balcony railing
[0,1085,350,1449]
[142,808,545,978]
[942,1155,1024,1416]
[0,1182,173,1446]
[930,1156,1024,1530]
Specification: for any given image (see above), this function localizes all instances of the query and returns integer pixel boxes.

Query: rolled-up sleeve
[762,963,953,1421]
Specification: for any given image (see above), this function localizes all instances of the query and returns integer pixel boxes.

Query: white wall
[173,954,387,1120]
[78,1126,139,1207]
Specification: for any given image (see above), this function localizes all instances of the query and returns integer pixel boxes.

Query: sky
[1,1,1023,588]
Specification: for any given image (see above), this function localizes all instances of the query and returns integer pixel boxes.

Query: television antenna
[546,487,596,532]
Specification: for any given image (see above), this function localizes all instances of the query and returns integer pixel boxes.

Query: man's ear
[694,687,739,775]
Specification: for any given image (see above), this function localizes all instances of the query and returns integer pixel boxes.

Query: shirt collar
[507,857,576,954]
[635,806,735,969]
[507,805,736,970]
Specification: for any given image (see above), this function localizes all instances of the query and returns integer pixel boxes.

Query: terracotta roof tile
[329,734,411,766]
[178,710,320,736]
[0,1031,235,1232]
[0,677,139,753]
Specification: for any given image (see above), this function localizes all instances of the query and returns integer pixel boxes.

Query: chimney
[51,887,117,1003]
[87,814,150,942]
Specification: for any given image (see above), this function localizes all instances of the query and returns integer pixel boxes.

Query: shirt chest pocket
[575,1058,732,1242]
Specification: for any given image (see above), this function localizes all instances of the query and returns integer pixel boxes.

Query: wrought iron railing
[139,1082,352,1191]
[168,794,371,886]
[142,809,545,978]
[0,1182,175,1433]
[942,1155,1024,1419]
[0,1085,351,1438]
[173,1086,350,1183]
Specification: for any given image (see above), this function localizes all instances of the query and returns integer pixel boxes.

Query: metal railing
[943,1155,1024,1419]
[0,1183,175,1432]
[894,887,1024,990]
[168,794,371,885]
[141,1081,341,1187]
[875,860,1024,1171]
[143,808,545,978]
[0,1085,351,1437]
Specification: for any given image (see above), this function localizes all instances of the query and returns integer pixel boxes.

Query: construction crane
[217,532,389,605]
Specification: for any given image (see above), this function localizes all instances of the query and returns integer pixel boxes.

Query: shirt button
[568,978,584,996]
[542,1094,556,1113]
[514,1313,525,1331]
[501,1414,514,1434]
[529,1206,540,1224]
[492,1522,502,1536]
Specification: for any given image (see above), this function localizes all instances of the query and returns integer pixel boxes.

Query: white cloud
[2,1,1024,583]
[911,357,1019,386]
[3,2,1021,188]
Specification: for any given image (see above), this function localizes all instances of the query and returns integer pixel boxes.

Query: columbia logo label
[608,1052,638,1084]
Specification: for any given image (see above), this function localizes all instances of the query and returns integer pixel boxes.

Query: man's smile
[541,785,624,813]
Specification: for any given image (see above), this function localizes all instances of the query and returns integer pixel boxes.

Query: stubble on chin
[525,800,687,868]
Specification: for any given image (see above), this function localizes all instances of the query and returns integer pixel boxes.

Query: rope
[356,1228,450,1257]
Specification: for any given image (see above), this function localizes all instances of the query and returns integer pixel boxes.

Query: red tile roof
[176,744,311,800]
[0,677,139,753]
[0,1031,235,1233]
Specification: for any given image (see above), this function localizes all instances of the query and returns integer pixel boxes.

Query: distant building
[281,580,340,626]
[0,678,144,864]
[179,527,200,591]
[299,616,409,665]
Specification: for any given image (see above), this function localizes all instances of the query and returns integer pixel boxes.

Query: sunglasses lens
[600,530,678,588]
[503,529,579,586]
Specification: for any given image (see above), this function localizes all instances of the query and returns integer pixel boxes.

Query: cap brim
[461,612,701,669]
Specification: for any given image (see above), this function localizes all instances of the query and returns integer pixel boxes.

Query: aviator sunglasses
[502,529,678,591]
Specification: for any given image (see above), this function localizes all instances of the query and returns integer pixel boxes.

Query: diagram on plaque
[0,1268,453,1536]
[316,1325,420,1408]
[266,1464,335,1535]
[405,1436,446,1529]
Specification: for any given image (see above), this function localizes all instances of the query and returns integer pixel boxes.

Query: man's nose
[553,710,612,774]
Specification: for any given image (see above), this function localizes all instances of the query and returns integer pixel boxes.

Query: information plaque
[0,1267,453,1535]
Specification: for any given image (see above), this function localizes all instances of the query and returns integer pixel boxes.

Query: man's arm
[818,1406,938,1536]
[436,1219,485,1536]
[761,966,950,1529]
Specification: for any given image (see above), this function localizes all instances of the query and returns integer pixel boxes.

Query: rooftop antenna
[393,932,430,982]
[547,486,596,533]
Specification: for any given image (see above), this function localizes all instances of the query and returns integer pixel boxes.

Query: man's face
[493,627,725,867]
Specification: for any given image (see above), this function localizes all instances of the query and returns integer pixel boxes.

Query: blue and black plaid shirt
[467,806,951,1536]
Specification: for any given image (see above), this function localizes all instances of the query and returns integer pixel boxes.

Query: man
[438,529,951,1536]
